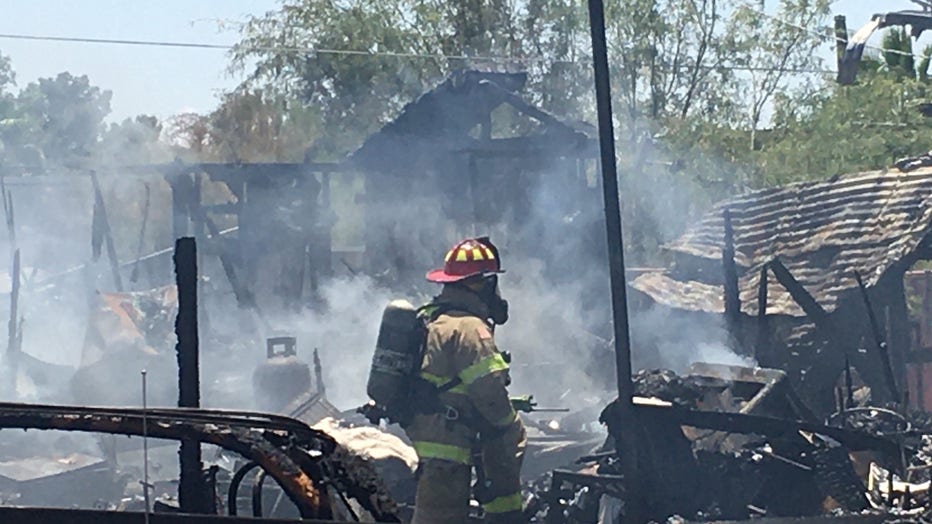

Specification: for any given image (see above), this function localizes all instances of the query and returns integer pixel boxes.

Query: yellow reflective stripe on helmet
[484,247,495,259]
[472,248,484,260]
[444,249,454,262]
[412,441,472,464]
[420,372,468,394]
[455,249,468,262]
[483,492,523,513]
[459,353,509,386]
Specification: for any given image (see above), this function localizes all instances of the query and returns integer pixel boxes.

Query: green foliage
[98,115,171,166]
[166,90,322,162]
[754,27,932,187]
[2,72,112,164]
[883,28,915,79]
[0,51,14,94]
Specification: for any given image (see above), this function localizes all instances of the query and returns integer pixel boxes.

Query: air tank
[367,299,420,407]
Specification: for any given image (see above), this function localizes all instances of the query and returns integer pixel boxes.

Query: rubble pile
[631,369,705,406]
[521,364,932,523]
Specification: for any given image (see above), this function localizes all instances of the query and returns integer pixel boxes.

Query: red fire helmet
[426,237,504,283]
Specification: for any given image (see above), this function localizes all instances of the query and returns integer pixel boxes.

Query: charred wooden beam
[755,265,771,364]
[174,237,207,514]
[854,270,900,402]
[769,258,831,326]
[769,258,860,401]
[723,209,741,346]
[632,402,900,456]
[90,171,124,292]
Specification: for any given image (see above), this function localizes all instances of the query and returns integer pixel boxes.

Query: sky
[0,0,924,122]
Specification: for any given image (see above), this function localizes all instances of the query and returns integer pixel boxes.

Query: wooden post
[587,0,641,519]
[174,237,207,513]
[723,209,741,348]
[90,172,124,292]
[755,265,770,364]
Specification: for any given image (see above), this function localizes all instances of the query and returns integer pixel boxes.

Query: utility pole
[586,0,643,520]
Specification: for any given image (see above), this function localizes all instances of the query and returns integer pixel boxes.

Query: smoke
[282,275,400,410]
[0,81,750,422]
[630,304,756,374]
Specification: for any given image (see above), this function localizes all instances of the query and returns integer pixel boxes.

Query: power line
[0,32,545,63]
[743,5,922,61]
[0,32,834,75]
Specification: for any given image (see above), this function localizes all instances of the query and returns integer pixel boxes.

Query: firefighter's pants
[411,420,526,524]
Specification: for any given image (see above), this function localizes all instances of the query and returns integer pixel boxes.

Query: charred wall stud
[91,171,124,292]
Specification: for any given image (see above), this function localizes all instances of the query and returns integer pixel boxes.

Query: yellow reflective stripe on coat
[483,492,522,513]
[412,441,472,464]
[459,353,509,386]
[420,372,468,394]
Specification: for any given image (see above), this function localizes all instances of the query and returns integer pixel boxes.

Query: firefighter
[406,237,526,524]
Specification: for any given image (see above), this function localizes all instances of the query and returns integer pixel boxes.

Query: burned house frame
[347,70,601,285]
[1,69,599,311]
[631,166,932,413]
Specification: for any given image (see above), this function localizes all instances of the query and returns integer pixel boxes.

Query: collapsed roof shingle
[632,167,932,316]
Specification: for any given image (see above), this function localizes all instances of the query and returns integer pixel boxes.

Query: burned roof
[349,69,593,172]
[632,167,932,316]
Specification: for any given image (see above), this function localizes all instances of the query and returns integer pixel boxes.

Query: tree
[757,28,932,185]
[0,51,16,161]
[98,115,171,166]
[4,72,112,165]
[721,0,832,153]
[226,0,841,264]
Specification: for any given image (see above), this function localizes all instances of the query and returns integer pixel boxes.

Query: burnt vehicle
[0,402,399,523]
